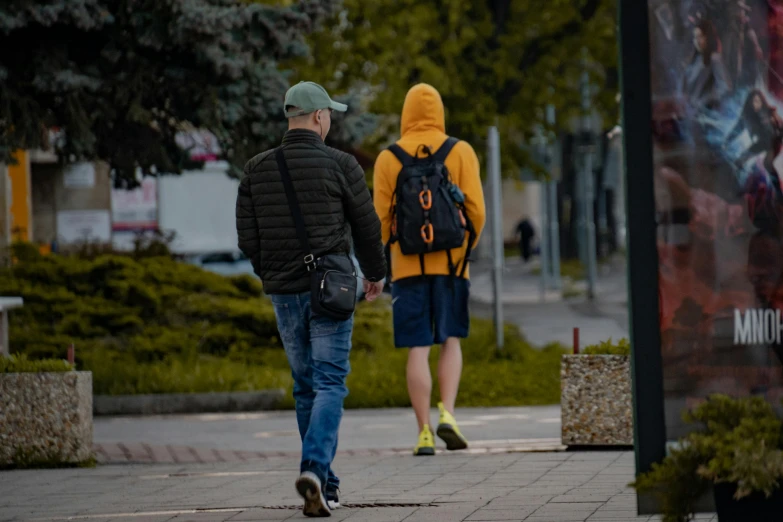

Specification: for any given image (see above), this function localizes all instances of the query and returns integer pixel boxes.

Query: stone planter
[0,371,93,467]
[560,355,632,446]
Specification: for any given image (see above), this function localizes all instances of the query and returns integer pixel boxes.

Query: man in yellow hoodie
[373,83,486,456]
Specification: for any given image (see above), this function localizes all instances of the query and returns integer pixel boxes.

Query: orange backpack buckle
[420,223,434,244]
[419,189,432,210]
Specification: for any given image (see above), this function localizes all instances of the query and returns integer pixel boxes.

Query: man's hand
[363,280,385,302]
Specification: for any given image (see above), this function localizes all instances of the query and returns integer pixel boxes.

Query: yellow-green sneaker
[413,425,436,456]
[436,402,468,451]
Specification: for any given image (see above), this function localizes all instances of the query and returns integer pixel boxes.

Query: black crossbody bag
[274,148,357,321]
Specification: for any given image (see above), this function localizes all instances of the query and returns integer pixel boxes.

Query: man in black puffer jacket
[236,81,386,517]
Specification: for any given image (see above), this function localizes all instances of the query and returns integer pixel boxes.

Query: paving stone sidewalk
[91,407,564,465]
[92,439,565,465]
[1,451,717,522]
[468,258,629,349]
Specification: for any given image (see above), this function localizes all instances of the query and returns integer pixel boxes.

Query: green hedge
[2,245,566,407]
[582,337,630,356]
[341,303,566,409]
[0,354,73,373]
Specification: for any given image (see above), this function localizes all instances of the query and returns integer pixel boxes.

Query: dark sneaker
[325,486,340,509]
[295,472,331,517]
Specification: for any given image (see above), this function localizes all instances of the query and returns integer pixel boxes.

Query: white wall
[157,161,239,254]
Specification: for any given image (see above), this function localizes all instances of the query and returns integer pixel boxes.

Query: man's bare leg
[407,346,432,431]
[438,337,463,414]
[436,337,468,450]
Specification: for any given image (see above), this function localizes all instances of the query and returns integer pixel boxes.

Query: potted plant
[631,394,783,522]
[561,337,632,446]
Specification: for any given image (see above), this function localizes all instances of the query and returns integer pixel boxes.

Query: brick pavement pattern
[0,451,718,522]
[92,439,565,465]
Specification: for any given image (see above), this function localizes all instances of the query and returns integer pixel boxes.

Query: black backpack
[386,137,477,278]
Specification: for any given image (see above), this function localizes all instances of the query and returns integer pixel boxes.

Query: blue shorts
[391,276,471,348]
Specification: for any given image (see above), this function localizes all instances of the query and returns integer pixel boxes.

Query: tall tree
[291,0,618,176]
[0,0,371,186]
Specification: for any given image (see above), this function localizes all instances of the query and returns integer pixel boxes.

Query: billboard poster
[111,176,158,232]
[645,0,783,441]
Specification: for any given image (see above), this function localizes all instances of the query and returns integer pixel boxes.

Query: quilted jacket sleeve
[236,172,261,275]
[340,153,387,282]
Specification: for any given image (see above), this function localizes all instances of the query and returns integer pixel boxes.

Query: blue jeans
[269,292,353,491]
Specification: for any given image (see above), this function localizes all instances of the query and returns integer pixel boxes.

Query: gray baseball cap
[283,81,348,118]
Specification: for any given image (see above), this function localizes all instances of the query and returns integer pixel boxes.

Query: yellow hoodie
[373,83,486,282]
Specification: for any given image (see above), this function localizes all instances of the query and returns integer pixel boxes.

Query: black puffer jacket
[236,129,386,294]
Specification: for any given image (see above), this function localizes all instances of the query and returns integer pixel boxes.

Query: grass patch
[560,259,586,280]
[91,353,292,396]
[504,245,521,258]
[1,449,97,471]
[582,337,630,356]
[343,302,566,409]
[85,300,567,408]
[533,258,586,281]
[561,285,585,299]
[3,243,567,407]
[1,354,73,373]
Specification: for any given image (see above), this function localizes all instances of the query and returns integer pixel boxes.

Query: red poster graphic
[648,0,783,439]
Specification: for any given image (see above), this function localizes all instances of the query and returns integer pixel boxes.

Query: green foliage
[292,0,618,176]
[631,442,709,522]
[0,353,72,373]
[631,395,783,521]
[0,0,373,185]
[1,449,96,471]
[344,305,567,409]
[4,247,567,406]
[1,247,283,390]
[583,337,630,356]
[90,353,292,396]
[560,259,587,281]
[533,259,586,280]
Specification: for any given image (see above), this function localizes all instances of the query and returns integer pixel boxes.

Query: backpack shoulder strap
[431,137,460,164]
[387,143,414,168]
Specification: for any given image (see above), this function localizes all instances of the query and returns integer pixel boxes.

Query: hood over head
[400,83,445,136]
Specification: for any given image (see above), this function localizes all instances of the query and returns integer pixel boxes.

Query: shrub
[0,248,276,361]
[1,450,96,471]
[88,353,292,396]
[2,246,568,406]
[532,258,586,280]
[631,395,783,522]
[0,354,73,373]
[342,312,566,409]
[583,337,630,356]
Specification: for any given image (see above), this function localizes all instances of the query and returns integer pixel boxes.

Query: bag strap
[387,137,460,167]
[387,144,414,167]
[275,147,316,272]
[431,137,459,164]
[458,211,477,278]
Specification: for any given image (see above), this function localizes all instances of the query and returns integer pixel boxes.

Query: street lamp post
[487,126,504,350]
[531,125,549,301]
[580,50,598,300]
[546,104,561,290]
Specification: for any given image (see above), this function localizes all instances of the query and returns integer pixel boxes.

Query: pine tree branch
[496,0,604,108]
